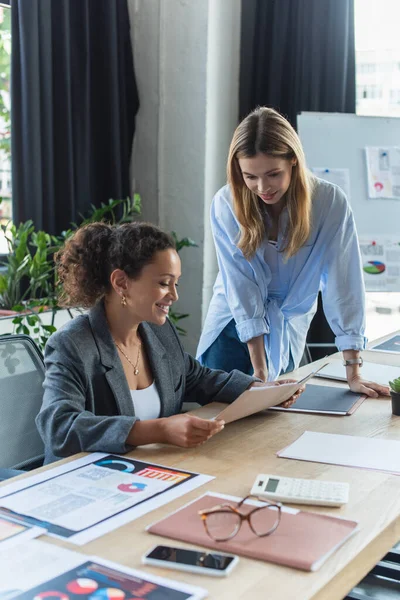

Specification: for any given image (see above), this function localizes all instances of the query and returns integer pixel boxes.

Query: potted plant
[389,377,400,416]
[0,195,197,348]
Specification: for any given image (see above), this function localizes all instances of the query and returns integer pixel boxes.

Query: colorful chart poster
[0,539,85,599]
[365,146,400,199]
[359,236,400,291]
[0,453,213,545]
[10,558,207,600]
[0,541,207,600]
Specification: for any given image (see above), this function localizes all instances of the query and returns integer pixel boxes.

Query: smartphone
[142,544,239,577]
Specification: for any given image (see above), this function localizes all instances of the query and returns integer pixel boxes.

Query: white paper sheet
[315,360,398,386]
[0,539,84,598]
[365,146,400,199]
[278,431,400,475]
[312,167,351,198]
[0,453,213,545]
[0,541,208,600]
[359,236,400,291]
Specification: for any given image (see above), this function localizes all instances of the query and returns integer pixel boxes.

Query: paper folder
[190,363,329,424]
[147,492,359,572]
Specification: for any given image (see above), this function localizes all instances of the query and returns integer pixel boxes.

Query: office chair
[0,334,45,480]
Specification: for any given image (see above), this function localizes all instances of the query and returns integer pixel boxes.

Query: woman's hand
[159,414,225,448]
[250,379,305,408]
[347,373,390,398]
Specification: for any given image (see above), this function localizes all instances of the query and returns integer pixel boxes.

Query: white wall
[128,0,241,354]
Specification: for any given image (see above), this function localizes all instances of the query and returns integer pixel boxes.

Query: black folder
[269,384,366,416]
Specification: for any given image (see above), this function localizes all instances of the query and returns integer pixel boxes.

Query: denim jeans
[201,319,294,377]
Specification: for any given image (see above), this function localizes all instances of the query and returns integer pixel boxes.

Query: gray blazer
[37,302,254,463]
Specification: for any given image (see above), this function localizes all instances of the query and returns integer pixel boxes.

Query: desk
[2,332,400,600]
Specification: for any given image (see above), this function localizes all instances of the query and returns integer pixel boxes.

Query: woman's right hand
[159,414,225,448]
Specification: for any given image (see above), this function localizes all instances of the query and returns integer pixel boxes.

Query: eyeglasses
[198,495,282,542]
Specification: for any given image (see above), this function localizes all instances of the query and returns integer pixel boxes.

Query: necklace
[114,340,141,376]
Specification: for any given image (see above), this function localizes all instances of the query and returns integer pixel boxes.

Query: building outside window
[355,0,400,117]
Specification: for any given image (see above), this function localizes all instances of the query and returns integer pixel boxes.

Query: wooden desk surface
[3,331,400,600]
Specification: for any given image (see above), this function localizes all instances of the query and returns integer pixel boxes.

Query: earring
[121,294,127,307]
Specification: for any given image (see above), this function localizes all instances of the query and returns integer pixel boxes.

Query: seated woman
[37,222,300,463]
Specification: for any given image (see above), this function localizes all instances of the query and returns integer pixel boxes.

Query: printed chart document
[0,539,85,599]
[315,360,399,386]
[365,146,400,199]
[0,453,213,545]
[370,334,400,354]
[359,236,400,292]
[278,431,400,475]
[0,514,45,549]
[0,540,207,600]
[9,553,207,600]
[190,364,328,423]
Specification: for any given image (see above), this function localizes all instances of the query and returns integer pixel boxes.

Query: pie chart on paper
[89,589,125,600]
[363,261,386,275]
[66,579,99,595]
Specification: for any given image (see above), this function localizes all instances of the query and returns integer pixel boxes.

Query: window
[355,0,400,342]
[355,0,400,117]
[0,2,11,256]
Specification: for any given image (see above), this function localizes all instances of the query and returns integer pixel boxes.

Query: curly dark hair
[56,222,176,307]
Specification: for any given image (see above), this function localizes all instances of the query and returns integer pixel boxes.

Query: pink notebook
[147,492,359,572]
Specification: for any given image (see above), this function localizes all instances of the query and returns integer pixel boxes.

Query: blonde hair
[227,107,314,259]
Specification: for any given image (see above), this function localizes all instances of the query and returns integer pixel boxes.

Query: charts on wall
[359,236,400,291]
[365,147,400,199]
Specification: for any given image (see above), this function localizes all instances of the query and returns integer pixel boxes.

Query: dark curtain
[240,0,356,127]
[240,0,356,358]
[11,0,139,234]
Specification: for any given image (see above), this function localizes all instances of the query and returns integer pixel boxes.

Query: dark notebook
[269,384,366,415]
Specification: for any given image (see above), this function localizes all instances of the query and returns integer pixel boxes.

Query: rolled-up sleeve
[212,194,268,342]
[320,187,367,351]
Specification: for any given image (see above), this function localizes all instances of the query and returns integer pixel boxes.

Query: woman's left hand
[347,374,390,398]
[250,379,305,408]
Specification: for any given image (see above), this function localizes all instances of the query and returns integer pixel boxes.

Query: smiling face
[238,153,295,210]
[116,248,181,326]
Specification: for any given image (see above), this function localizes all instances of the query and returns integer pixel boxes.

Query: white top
[130,381,161,420]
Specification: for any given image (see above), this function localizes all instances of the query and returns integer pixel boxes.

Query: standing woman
[197,107,389,398]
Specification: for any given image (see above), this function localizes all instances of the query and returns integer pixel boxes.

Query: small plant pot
[390,391,400,416]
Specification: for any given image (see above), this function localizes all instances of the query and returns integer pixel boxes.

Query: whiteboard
[297,112,400,237]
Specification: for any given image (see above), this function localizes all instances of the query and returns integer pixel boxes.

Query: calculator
[251,474,349,507]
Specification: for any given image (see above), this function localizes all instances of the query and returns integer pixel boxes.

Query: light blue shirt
[197,178,367,381]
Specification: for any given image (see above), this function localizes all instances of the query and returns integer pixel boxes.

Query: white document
[0,539,84,598]
[278,431,400,475]
[359,236,400,292]
[0,453,213,546]
[191,364,328,424]
[315,360,398,386]
[0,541,207,600]
[365,146,400,199]
[312,167,351,198]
